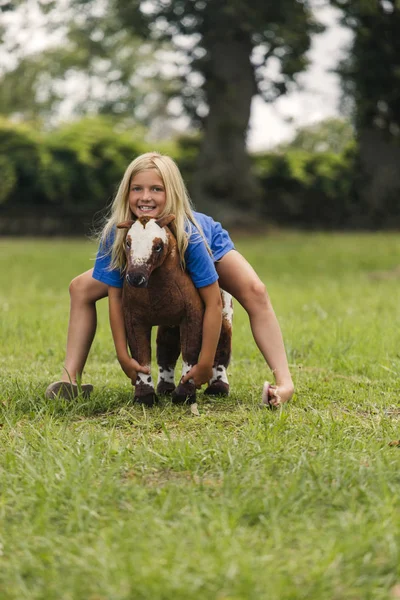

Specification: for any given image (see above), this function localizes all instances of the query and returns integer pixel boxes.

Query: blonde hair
[100,152,208,271]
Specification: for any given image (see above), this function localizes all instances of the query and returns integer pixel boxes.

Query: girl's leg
[46,270,108,399]
[63,269,108,381]
[216,250,294,406]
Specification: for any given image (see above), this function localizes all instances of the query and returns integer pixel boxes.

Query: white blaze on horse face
[127,220,167,265]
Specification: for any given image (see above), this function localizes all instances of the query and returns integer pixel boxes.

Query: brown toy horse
[117,215,233,407]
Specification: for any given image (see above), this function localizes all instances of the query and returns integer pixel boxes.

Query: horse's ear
[117,220,135,229]
[155,214,175,229]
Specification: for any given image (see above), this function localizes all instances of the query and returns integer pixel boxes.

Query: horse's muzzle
[126,272,148,288]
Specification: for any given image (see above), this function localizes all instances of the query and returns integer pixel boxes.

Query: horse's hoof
[204,381,229,396]
[156,381,175,396]
[134,393,158,407]
[171,390,196,405]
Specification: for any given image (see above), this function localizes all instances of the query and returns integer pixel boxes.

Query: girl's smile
[129,170,166,219]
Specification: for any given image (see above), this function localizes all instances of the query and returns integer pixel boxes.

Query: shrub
[253,144,358,228]
[1,116,398,231]
[0,118,48,207]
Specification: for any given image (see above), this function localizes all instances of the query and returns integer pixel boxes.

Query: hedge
[1,116,399,233]
[0,117,179,234]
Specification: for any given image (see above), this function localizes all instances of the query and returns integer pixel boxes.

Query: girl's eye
[153,187,163,192]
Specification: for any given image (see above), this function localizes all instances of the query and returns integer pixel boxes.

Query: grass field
[1,232,400,599]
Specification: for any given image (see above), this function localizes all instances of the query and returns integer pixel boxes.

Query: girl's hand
[181,363,213,388]
[119,357,150,383]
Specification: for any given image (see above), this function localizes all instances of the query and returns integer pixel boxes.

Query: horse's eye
[126,239,131,249]
[155,244,163,253]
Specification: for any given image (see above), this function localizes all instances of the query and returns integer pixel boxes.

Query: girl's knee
[69,275,89,301]
[242,279,270,311]
[251,279,267,299]
[249,279,268,303]
[69,272,106,303]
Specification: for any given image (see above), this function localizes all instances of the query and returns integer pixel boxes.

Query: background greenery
[0,116,376,233]
[1,2,399,596]
[1,233,400,599]
[1,1,400,230]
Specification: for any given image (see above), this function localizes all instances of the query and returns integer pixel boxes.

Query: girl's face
[128,169,167,219]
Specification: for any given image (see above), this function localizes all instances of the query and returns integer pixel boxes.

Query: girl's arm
[108,286,150,381]
[181,281,222,387]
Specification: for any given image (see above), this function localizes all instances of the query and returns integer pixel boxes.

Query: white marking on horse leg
[136,369,154,388]
[182,362,193,382]
[209,365,229,386]
[182,362,192,375]
[221,290,233,324]
[157,367,174,385]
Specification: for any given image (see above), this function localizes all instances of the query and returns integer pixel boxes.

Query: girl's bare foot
[261,381,294,408]
[45,381,93,400]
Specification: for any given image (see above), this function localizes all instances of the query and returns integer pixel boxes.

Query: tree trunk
[191,34,262,225]
[358,128,400,226]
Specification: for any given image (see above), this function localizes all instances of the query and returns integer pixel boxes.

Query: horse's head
[117,215,176,288]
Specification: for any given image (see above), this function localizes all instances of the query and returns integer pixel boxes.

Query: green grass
[1,232,400,599]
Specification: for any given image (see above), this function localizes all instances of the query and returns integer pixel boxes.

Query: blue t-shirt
[92,211,235,289]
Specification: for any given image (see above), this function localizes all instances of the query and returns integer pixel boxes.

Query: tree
[0,1,176,126]
[330,0,400,216]
[277,117,354,154]
[124,0,323,217]
[1,0,323,218]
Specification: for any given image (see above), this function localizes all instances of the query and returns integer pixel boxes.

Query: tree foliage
[0,1,175,124]
[277,118,355,154]
[0,0,324,218]
[114,0,323,121]
[120,0,324,211]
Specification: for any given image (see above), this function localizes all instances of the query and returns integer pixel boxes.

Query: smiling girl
[46,152,294,407]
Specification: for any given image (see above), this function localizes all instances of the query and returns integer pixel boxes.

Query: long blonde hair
[100,152,208,271]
